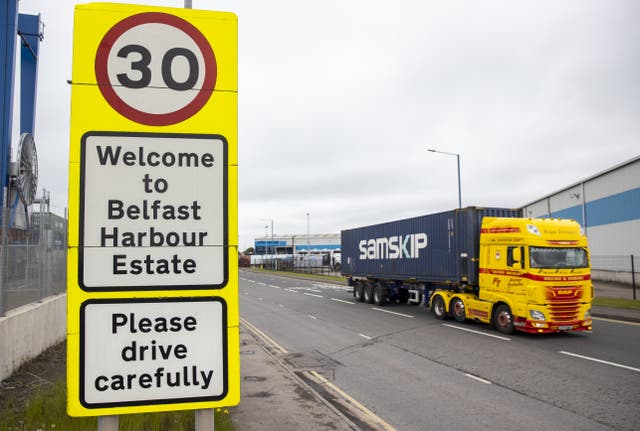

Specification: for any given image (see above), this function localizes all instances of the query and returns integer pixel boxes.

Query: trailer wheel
[494,304,514,334]
[373,282,388,306]
[431,295,447,320]
[364,283,374,304]
[450,297,466,322]
[354,282,364,302]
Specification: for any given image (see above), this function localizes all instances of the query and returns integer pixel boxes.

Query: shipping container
[341,207,522,288]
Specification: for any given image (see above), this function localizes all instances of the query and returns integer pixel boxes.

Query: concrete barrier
[0,293,66,382]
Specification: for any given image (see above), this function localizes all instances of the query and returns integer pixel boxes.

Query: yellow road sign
[67,3,238,416]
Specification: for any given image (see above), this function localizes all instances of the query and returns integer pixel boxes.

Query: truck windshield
[529,247,589,269]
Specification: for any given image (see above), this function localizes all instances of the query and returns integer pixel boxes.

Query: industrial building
[252,234,341,271]
[523,155,639,283]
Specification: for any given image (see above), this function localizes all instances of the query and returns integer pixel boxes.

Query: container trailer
[341,207,592,334]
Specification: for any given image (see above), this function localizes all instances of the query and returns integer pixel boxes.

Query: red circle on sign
[95,12,217,126]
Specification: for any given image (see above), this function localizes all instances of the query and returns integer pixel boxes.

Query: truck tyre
[373,282,389,306]
[431,295,447,320]
[364,282,374,304]
[494,304,514,334]
[450,297,466,322]
[354,282,364,302]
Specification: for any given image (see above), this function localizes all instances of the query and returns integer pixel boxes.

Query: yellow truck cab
[432,217,593,334]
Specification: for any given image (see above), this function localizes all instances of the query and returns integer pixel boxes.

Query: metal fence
[591,255,638,287]
[0,209,67,316]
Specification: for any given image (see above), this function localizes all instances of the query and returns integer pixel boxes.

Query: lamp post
[427,149,462,209]
[306,213,310,273]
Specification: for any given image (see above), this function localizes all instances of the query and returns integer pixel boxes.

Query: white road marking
[331,298,355,305]
[442,323,511,341]
[284,289,298,294]
[257,282,267,286]
[308,315,317,320]
[465,373,492,384]
[593,317,640,327]
[269,284,281,289]
[371,307,414,318]
[358,333,372,340]
[303,293,324,298]
[559,351,640,373]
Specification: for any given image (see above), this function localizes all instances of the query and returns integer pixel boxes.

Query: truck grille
[546,286,582,322]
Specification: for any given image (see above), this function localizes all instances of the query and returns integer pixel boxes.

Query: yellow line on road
[240,317,288,354]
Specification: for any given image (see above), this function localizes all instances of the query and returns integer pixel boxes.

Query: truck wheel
[364,283,374,304]
[431,295,447,320]
[373,282,388,306]
[354,282,364,302]
[494,304,514,334]
[450,297,466,322]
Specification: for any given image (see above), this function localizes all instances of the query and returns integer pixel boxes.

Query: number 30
[116,44,199,91]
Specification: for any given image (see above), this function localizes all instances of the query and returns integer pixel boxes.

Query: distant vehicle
[341,207,592,334]
[295,249,341,271]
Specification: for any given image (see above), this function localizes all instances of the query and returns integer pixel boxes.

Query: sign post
[67,3,238,420]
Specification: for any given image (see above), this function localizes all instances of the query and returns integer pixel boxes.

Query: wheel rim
[453,300,464,319]
[434,298,444,316]
[498,310,511,328]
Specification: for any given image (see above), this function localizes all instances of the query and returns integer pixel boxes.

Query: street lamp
[427,149,462,209]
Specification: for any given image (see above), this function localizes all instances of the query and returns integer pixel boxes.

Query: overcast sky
[16,0,640,251]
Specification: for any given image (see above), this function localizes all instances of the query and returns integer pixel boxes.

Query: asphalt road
[239,270,640,431]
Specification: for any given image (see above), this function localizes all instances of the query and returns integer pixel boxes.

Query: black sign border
[79,296,229,409]
[78,131,229,291]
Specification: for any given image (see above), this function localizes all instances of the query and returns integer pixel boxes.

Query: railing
[0,209,67,316]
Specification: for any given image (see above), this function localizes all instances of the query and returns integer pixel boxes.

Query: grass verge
[593,296,640,310]
[0,380,234,431]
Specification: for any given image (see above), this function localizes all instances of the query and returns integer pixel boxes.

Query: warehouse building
[522,155,639,284]
[252,234,341,271]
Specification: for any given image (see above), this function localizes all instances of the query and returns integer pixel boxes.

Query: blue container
[341,207,522,287]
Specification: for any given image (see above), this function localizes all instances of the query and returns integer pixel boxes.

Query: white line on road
[308,315,317,320]
[269,285,281,289]
[465,373,492,384]
[593,317,640,326]
[559,351,640,373]
[257,282,267,286]
[442,323,511,341]
[371,307,414,318]
[284,289,298,294]
[358,333,372,340]
[331,298,355,305]
[303,293,324,298]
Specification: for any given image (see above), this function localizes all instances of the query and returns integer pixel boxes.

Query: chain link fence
[0,208,67,316]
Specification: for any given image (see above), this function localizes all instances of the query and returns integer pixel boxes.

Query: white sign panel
[81,298,227,407]
[80,132,227,290]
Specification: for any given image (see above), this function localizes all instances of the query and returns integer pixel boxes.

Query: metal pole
[0,189,7,316]
[456,153,461,209]
[195,409,215,431]
[98,416,118,431]
[184,0,192,8]
[427,149,461,209]
[270,219,274,270]
[306,212,310,273]
[632,254,636,301]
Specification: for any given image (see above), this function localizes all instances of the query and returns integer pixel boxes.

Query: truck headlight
[529,310,546,321]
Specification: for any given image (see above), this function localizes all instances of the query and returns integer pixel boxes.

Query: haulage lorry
[341,207,593,334]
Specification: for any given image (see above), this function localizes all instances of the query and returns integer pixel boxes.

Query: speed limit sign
[67,3,239,417]
[95,12,217,126]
